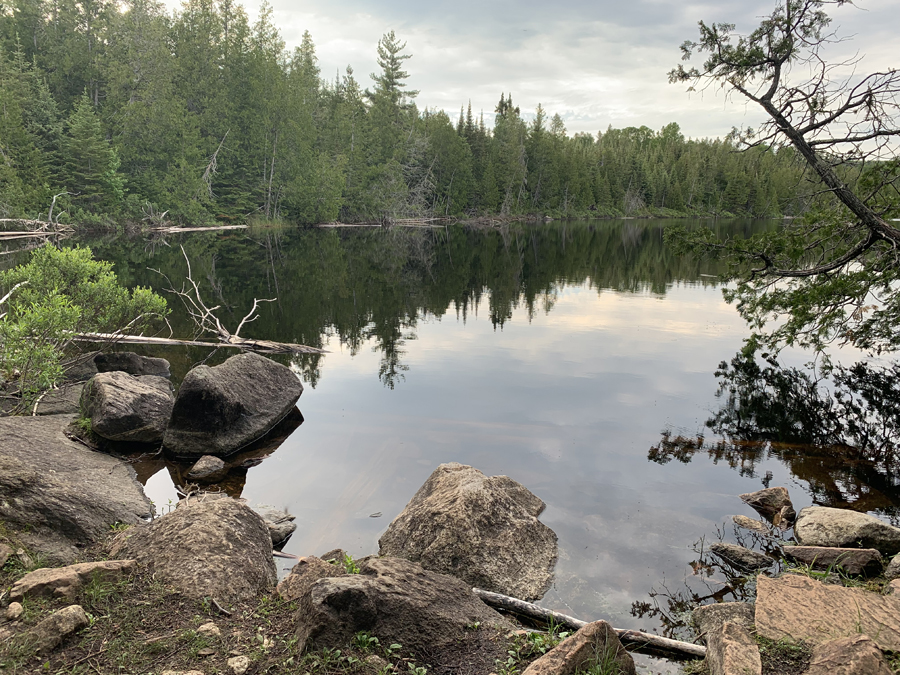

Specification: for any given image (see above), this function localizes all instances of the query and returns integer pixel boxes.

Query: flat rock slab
[795,506,900,555]
[706,621,761,675]
[379,462,558,600]
[756,574,900,650]
[110,494,276,603]
[805,635,892,675]
[81,372,174,443]
[692,602,755,644]
[11,560,136,602]
[783,545,882,576]
[0,415,153,559]
[163,352,303,459]
[521,621,635,675]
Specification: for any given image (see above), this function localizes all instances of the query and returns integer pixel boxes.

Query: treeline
[0,0,808,226]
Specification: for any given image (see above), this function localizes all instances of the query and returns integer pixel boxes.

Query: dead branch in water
[472,588,706,660]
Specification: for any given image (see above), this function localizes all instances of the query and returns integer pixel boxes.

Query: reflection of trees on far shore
[649,350,900,520]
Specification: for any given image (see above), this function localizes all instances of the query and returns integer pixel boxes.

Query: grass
[756,636,811,675]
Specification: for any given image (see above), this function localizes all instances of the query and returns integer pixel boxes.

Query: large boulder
[94,352,171,378]
[795,506,900,555]
[0,415,153,563]
[378,463,558,600]
[521,621,635,675]
[755,574,900,650]
[163,353,303,459]
[80,372,174,443]
[109,494,276,604]
[295,556,513,675]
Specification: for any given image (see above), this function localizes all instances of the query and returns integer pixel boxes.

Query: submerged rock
[163,353,303,459]
[294,556,513,675]
[739,487,795,523]
[81,372,174,443]
[378,462,558,600]
[110,494,276,603]
[95,352,171,378]
[0,415,153,563]
[795,506,900,555]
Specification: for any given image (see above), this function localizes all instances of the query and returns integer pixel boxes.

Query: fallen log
[472,588,706,660]
[73,332,327,355]
[150,224,248,233]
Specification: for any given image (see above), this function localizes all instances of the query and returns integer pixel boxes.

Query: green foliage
[0,244,168,406]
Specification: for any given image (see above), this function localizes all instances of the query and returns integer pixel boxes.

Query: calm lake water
[10,219,898,673]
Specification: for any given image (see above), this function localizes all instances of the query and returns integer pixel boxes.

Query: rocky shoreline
[2,351,900,675]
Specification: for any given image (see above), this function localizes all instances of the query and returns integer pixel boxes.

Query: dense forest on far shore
[1,0,814,227]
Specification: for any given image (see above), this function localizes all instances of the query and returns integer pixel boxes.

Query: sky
[168,0,899,140]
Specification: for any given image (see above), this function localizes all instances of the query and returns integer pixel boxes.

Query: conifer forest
[1,0,813,227]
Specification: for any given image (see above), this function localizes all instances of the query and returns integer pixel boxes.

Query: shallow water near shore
[18,219,899,673]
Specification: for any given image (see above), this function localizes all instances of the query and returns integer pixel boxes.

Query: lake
[16,218,898,673]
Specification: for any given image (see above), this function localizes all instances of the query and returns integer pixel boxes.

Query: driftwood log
[73,332,326,355]
[472,588,706,659]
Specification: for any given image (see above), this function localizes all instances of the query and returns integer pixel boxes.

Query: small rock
[81,372,175,443]
[227,655,251,675]
[16,548,34,569]
[197,647,216,656]
[805,634,892,675]
[186,455,228,483]
[783,545,882,576]
[197,622,221,637]
[277,556,346,602]
[709,543,772,572]
[521,621,636,675]
[692,602,755,644]
[795,506,900,555]
[25,604,89,654]
[161,671,205,675]
[886,579,900,596]
[5,602,24,622]
[364,654,390,670]
[319,548,348,564]
[706,621,761,675]
[740,487,795,522]
[95,352,171,378]
[10,559,136,602]
[885,554,900,579]
[252,504,297,550]
[0,542,11,567]
[732,515,769,534]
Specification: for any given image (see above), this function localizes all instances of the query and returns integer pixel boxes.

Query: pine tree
[63,92,123,211]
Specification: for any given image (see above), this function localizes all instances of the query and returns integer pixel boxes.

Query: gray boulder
[277,556,346,602]
[710,543,772,572]
[94,352,171,378]
[795,506,900,555]
[783,545,882,576]
[740,487,795,523]
[0,415,153,563]
[186,455,228,483]
[378,463,558,600]
[109,494,276,603]
[33,383,83,416]
[81,372,174,443]
[163,353,303,459]
[251,504,296,550]
[294,556,513,675]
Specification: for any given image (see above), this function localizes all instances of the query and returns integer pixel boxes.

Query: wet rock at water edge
[163,352,303,460]
[794,506,900,555]
[294,556,513,675]
[0,415,153,563]
[95,352,171,378]
[521,621,636,675]
[732,514,770,535]
[805,635,892,675]
[251,504,297,550]
[709,542,772,572]
[80,372,174,443]
[378,462,558,600]
[739,486,795,523]
[110,493,276,603]
[186,455,228,483]
[783,545,882,576]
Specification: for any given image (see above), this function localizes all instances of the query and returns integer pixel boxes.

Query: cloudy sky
[191,0,899,140]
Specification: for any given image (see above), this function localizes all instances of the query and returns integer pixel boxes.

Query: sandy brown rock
[706,621,761,675]
[885,554,900,579]
[0,542,11,568]
[521,621,635,675]
[24,605,89,654]
[10,560,136,602]
[81,371,174,443]
[0,415,153,562]
[795,506,900,555]
[378,462,558,600]
[805,635,892,675]
[732,515,769,534]
[110,495,276,603]
[783,546,882,576]
[295,556,513,675]
[740,487,795,522]
[692,602,755,644]
[5,602,23,622]
[277,556,346,602]
[756,574,900,650]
